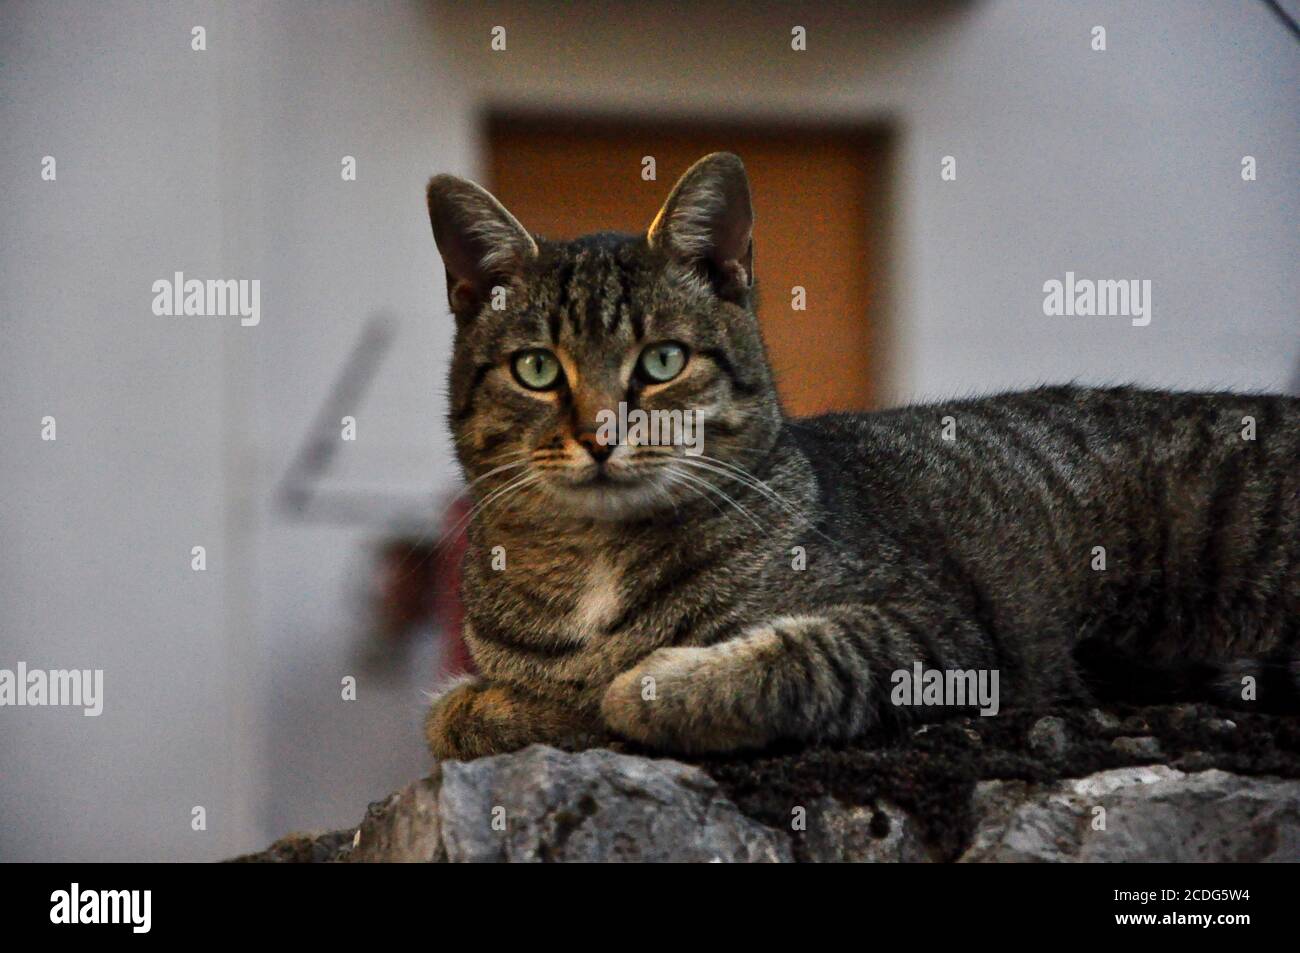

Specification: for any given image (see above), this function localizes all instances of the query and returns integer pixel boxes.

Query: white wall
[237,1,473,847]
[0,0,471,860]
[2,0,1295,860]
[1,0,238,862]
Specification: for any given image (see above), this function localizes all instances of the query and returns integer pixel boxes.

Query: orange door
[487,117,891,415]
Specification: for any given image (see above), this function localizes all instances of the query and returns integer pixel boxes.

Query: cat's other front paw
[426,677,611,761]
[424,679,511,761]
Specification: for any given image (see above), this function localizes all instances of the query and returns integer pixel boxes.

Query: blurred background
[1,0,1296,860]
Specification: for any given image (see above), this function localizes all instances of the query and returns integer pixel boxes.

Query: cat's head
[427,153,781,522]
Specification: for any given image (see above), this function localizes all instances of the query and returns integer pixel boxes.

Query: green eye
[638,342,687,383]
[511,349,562,390]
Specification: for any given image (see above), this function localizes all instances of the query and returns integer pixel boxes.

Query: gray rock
[354,745,790,862]
[1112,735,1164,759]
[1085,708,1122,732]
[350,775,444,862]
[801,797,937,862]
[959,767,1300,862]
[1175,750,1218,772]
[237,744,1300,863]
[227,827,355,863]
[1028,716,1070,758]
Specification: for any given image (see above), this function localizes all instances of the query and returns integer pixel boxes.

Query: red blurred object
[430,495,474,676]
[372,494,475,676]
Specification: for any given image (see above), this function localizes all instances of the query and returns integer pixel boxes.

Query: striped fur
[423,154,1300,759]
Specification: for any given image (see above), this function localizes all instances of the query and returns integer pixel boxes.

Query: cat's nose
[576,432,613,464]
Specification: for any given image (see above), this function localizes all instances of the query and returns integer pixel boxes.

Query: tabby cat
[422,152,1299,760]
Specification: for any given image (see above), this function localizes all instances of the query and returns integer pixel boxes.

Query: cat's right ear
[647,153,754,304]
[426,175,537,319]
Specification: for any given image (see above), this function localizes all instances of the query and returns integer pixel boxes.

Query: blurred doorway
[486,115,892,414]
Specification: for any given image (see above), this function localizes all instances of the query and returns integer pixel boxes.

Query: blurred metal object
[275,312,474,674]
[368,496,474,672]
[275,311,441,525]
[1262,0,1300,42]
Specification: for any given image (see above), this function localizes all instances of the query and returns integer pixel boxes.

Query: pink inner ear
[719,259,750,289]
[449,278,479,313]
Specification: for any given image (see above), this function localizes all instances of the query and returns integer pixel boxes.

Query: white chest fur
[568,555,623,639]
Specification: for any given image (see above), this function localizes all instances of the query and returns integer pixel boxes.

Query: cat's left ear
[647,152,754,303]
[427,174,538,319]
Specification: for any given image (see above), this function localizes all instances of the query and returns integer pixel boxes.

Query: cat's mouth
[561,466,643,492]
[542,465,672,519]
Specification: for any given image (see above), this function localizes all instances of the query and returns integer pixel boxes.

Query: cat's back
[786,384,1298,495]
[781,384,1298,652]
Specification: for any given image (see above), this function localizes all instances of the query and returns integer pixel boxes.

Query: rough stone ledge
[233,744,1300,863]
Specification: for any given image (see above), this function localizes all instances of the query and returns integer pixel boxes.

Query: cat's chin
[542,478,676,522]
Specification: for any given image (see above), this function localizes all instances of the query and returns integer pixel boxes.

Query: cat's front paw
[601,645,759,753]
[601,647,695,750]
